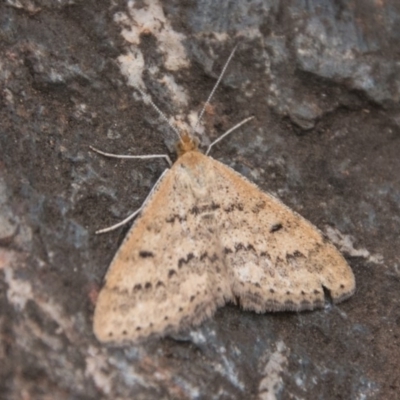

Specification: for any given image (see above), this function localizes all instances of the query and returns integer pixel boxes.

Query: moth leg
[95,169,169,234]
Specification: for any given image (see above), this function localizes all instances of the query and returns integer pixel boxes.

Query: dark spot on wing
[190,202,220,216]
[168,269,177,278]
[270,223,283,233]
[235,243,245,251]
[252,200,266,214]
[178,253,195,268]
[139,250,154,258]
[286,250,306,263]
[247,243,256,252]
[145,282,152,290]
[200,252,219,263]
[190,205,200,215]
[234,243,256,252]
[224,203,244,213]
[166,214,187,224]
[133,284,142,292]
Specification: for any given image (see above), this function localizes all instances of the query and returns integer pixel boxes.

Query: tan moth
[91,46,355,344]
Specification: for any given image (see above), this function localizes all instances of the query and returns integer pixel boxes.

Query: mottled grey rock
[1,0,399,399]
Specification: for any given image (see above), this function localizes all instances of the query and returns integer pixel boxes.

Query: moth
[91,46,355,344]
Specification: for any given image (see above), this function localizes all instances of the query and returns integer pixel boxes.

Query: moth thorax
[176,132,200,157]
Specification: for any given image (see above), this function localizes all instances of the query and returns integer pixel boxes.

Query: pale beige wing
[93,153,233,344]
[205,155,355,312]
[94,150,355,343]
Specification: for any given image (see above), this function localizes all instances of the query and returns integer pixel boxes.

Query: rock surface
[0,0,399,399]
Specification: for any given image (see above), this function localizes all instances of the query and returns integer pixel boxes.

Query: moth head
[176,132,200,157]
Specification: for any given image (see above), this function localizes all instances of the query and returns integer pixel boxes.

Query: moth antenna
[194,44,238,133]
[135,87,183,143]
[89,146,172,167]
